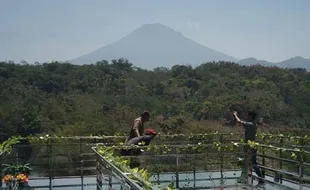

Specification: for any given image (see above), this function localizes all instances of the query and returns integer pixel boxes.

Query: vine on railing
[23,132,310,146]
[19,132,310,160]
[97,145,175,190]
[106,141,309,159]
[0,136,21,157]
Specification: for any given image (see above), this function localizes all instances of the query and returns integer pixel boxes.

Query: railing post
[279,138,283,183]
[96,154,102,190]
[0,155,2,188]
[80,138,84,190]
[299,138,304,190]
[176,148,179,189]
[193,155,196,188]
[299,150,303,190]
[246,147,253,189]
[47,138,52,190]
[262,137,265,178]
[108,171,112,188]
[15,144,19,164]
[219,134,224,186]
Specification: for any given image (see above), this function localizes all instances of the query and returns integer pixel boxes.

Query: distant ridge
[238,56,310,71]
[71,23,237,69]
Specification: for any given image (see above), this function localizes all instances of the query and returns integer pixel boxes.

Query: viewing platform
[1,132,310,190]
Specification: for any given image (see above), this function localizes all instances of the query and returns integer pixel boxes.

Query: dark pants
[251,149,263,180]
[241,148,264,182]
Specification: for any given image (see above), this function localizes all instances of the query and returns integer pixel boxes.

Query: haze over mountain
[72,23,310,71]
[238,56,310,71]
[71,23,237,69]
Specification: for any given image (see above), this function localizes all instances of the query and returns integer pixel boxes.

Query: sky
[0,0,309,63]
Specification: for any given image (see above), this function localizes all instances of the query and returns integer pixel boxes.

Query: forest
[1,59,310,139]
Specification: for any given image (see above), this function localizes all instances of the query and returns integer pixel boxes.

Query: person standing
[233,110,264,184]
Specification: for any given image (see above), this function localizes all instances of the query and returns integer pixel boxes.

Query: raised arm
[233,111,241,122]
[233,111,247,124]
[233,111,252,125]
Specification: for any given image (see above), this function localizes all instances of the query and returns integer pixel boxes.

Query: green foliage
[0,136,21,157]
[1,60,310,137]
[97,145,175,190]
[2,163,32,176]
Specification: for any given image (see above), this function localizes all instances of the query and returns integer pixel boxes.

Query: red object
[219,188,224,190]
[144,128,157,135]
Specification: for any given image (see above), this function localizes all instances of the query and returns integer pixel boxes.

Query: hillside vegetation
[1,59,310,138]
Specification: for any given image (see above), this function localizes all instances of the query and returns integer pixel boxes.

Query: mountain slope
[71,23,237,69]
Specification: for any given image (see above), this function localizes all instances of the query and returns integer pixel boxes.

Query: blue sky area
[0,0,309,63]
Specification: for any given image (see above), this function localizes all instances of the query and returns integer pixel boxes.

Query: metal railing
[1,133,310,189]
[0,137,101,189]
[93,135,310,190]
[93,147,148,190]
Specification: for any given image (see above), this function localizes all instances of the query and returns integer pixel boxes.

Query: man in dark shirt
[233,110,264,184]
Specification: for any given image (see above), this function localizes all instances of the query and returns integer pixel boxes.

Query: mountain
[238,56,310,71]
[277,56,310,70]
[71,23,237,69]
[238,57,274,67]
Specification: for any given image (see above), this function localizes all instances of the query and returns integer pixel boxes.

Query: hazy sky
[1,0,309,63]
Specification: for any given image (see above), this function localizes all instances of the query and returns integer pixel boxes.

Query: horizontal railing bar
[151,169,240,174]
[2,164,96,169]
[258,165,300,178]
[81,153,96,156]
[28,175,96,180]
[120,152,244,158]
[13,183,97,189]
[252,174,302,189]
[16,162,95,167]
[256,153,300,164]
[10,132,310,141]
[177,184,250,190]
[120,152,310,166]
[46,167,96,172]
[258,173,310,188]
[81,159,96,162]
[151,176,239,183]
[95,143,310,154]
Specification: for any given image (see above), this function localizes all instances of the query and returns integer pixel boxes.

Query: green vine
[22,131,310,146]
[21,132,310,160]
[96,145,175,190]
[97,140,309,162]
[0,136,22,157]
